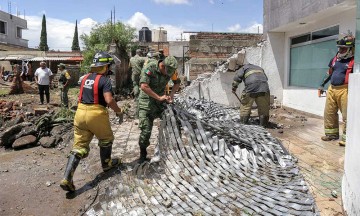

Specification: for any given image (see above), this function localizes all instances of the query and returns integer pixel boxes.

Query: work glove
[232,87,237,93]
[116,112,123,124]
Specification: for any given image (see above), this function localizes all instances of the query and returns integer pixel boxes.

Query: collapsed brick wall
[188,33,263,80]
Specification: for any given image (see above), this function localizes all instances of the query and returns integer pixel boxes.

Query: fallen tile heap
[85,98,319,216]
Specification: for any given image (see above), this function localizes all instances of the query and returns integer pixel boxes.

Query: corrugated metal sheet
[28,57,45,61]
[0,56,83,62]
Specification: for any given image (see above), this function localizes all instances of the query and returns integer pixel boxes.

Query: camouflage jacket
[138,60,180,111]
[129,55,146,75]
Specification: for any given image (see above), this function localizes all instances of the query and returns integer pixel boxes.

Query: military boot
[259,115,269,128]
[100,145,121,172]
[60,153,80,192]
[138,147,148,164]
[240,116,250,124]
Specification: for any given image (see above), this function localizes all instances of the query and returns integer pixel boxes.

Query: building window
[17,27,22,38]
[289,26,339,88]
[0,21,6,34]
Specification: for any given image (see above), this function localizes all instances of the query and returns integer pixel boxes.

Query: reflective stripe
[325,128,339,134]
[71,149,88,158]
[244,69,264,79]
[98,57,113,62]
[342,134,346,141]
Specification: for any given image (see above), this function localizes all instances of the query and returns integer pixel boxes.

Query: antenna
[113,6,115,24]
[8,1,11,14]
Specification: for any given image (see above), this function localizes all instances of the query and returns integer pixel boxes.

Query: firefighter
[318,32,355,146]
[232,63,270,127]
[138,56,180,163]
[60,51,123,192]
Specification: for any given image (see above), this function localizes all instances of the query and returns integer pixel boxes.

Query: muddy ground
[0,82,342,216]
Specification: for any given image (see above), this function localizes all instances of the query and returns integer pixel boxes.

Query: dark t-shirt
[328,57,353,86]
[80,73,112,107]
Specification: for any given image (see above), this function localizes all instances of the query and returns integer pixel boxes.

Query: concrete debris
[85,98,319,215]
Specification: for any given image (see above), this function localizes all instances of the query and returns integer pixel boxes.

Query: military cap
[57,63,66,68]
[164,56,178,76]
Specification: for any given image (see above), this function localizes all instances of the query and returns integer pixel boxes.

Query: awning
[68,56,83,61]
[28,57,45,61]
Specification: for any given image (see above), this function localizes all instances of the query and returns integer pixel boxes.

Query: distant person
[58,63,71,107]
[34,61,53,105]
[129,49,145,99]
[318,32,355,146]
[232,63,270,127]
[129,49,146,118]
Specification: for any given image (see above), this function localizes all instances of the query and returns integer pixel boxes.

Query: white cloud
[127,12,151,29]
[152,0,190,5]
[209,0,215,4]
[23,16,96,51]
[126,12,189,41]
[228,22,263,34]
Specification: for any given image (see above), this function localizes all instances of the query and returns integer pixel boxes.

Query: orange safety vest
[78,73,102,104]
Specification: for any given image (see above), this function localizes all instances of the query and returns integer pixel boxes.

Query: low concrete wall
[342,73,360,216]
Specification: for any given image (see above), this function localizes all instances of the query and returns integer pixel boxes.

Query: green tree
[80,20,136,72]
[39,14,49,51]
[71,20,80,51]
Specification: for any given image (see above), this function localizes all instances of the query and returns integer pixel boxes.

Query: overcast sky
[0,0,263,51]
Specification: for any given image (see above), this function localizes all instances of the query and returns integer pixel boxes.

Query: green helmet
[164,56,178,76]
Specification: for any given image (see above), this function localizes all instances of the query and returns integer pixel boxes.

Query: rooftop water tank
[139,27,152,42]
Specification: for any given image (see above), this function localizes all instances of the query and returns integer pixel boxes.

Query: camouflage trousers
[240,91,270,117]
[60,87,69,107]
[138,105,164,149]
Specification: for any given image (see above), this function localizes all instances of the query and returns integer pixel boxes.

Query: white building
[152,29,167,42]
[264,0,359,215]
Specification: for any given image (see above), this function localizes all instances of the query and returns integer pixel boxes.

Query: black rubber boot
[240,116,250,124]
[259,115,269,127]
[100,145,121,172]
[60,153,80,192]
[138,147,148,164]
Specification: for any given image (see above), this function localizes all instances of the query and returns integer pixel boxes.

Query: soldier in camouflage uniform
[138,56,180,163]
[232,63,270,127]
[58,63,71,107]
[129,49,145,98]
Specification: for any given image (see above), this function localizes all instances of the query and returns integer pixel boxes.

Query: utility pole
[355,0,360,73]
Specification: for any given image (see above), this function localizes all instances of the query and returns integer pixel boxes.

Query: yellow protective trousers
[72,103,114,158]
[324,84,348,142]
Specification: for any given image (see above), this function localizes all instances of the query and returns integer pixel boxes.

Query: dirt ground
[0,82,344,216]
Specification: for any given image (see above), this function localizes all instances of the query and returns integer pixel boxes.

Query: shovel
[233,92,242,103]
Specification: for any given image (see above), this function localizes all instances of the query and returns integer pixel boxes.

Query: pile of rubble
[86,98,319,215]
[0,101,74,150]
